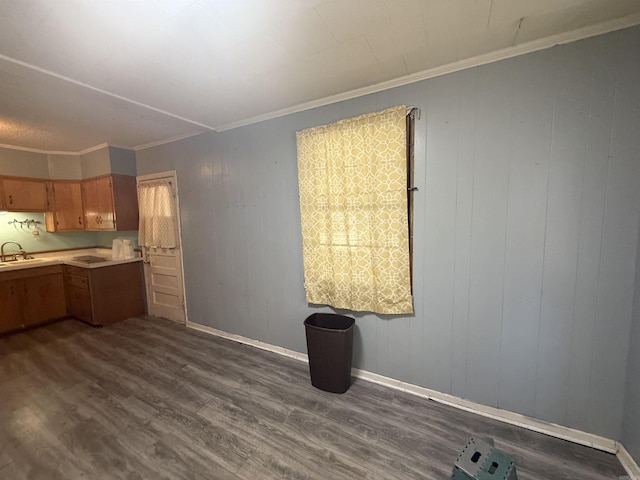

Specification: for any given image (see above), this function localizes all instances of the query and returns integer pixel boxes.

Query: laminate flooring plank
[198,401,370,480]
[282,407,444,480]
[0,317,628,480]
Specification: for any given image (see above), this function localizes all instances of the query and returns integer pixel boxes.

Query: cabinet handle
[8,195,12,204]
[78,216,82,225]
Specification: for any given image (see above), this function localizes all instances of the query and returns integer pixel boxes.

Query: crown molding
[133,131,207,151]
[0,53,218,132]
[2,14,638,152]
[215,14,640,132]
[76,143,110,155]
[0,141,135,156]
[0,142,81,155]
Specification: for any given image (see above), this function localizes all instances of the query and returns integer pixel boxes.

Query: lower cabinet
[0,265,67,335]
[0,262,145,335]
[0,278,23,333]
[64,262,145,326]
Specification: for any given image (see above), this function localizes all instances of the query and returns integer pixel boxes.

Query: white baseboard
[352,368,616,453]
[186,321,308,363]
[617,443,640,480]
[185,321,621,456]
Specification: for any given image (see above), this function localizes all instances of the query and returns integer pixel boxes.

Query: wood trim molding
[133,132,205,152]
[186,321,308,363]
[185,321,622,456]
[216,15,640,133]
[617,443,640,480]
[353,368,617,453]
[0,141,112,156]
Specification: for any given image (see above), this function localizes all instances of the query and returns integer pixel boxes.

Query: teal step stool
[451,437,518,480]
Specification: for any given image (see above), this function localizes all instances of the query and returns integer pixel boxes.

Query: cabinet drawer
[67,273,89,290]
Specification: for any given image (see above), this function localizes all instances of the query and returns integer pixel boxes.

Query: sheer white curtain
[137,180,177,248]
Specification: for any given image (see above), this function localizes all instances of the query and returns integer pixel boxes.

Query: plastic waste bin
[304,313,355,393]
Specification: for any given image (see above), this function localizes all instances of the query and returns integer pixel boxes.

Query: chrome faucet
[1,241,25,262]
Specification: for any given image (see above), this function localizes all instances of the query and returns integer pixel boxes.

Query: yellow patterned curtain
[296,105,413,315]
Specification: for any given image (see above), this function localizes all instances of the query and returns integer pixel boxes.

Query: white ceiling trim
[0,141,129,156]
[76,143,111,155]
[1,11,639,155]
[0,141,90,156]
[0,52,219,132]
[216,14,640,132]
[133,131,206,152]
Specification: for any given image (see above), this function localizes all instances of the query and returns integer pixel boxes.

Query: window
[296,105,414,315]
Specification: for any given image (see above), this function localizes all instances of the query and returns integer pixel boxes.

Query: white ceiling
[1,0,639,154]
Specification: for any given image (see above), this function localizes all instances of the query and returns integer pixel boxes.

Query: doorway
[137,170,187,324]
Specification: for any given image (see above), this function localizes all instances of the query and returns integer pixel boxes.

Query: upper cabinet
[1,177,49,211]
[45,181,85,232]
[82,174,138,231]
[0,173,139,232]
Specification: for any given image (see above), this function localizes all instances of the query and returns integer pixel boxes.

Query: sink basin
[1,258,48,264]
[0,258,58,270]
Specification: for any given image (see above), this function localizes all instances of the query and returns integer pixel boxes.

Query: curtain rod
[406,106,421,120]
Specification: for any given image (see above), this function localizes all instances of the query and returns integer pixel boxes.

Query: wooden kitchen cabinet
[82,174,138,231]
[0,265,67,335]
[1,177,49,211]
[0,278,23,333]
[45,181,85,232]
[22,271,67,327]
[64,261,145,326]
[0,180,5,210]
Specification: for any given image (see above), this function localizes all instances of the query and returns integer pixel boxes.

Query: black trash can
[304,313,355,394]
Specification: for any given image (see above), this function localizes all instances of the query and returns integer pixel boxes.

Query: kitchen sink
[2,258,48,264]
[0,258,57,269]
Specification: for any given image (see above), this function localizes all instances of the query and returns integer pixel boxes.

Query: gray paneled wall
[109,146,137,176]
[623,219,640,464]
[136,26,640,441]
[80,146,111,178]
[0,147,49,177]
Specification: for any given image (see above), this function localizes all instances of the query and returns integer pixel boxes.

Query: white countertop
[0,248,142,272]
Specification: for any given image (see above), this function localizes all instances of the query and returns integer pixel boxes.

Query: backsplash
[95,230,139,250]
[0,212,138,253]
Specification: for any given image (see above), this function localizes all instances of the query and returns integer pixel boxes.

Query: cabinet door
[82,177,115,230]
[0,180,5,210]
[22,273,67,327]
[48,181,85,231]
[111,175,139,230]
[2,179,49,211]
[88,262,145,325]
[66,285,94,324]
[0,279,23,333]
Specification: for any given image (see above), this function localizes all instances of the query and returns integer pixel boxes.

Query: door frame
[136,170,188,324]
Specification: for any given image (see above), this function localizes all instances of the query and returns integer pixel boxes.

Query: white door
[137,171,187,324]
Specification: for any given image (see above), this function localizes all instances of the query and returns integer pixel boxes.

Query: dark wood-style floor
[0,316,627,479]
